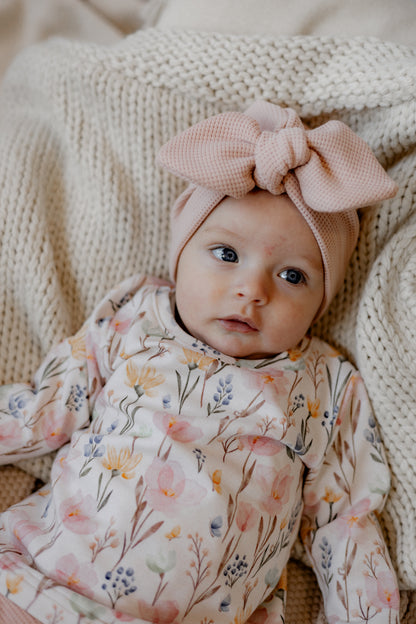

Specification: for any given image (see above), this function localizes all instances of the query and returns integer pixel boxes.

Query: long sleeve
[301,373,400,623]
[0,274,147,464]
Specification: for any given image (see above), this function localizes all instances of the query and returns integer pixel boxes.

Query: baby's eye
[279,269,305,285]
[212,246,239,263]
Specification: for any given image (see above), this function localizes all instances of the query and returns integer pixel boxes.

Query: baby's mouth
[218,316,258,333]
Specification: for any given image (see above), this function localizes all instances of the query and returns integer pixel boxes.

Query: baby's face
[175,190,324,359]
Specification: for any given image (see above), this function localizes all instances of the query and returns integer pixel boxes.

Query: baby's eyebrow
[297,252,324,273]
[203,226,238,237]
[201,225,246,243]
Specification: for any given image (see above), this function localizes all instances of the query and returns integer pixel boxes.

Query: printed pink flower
[10,511,42,556]
[145,457,206,515]
[239,435,283,456]
[50,446,71,482]
[153,412,203,443]
[0,420,23,447]
[236,502,258,532]
[243,368,290,401]
[137,598,180,624]
[42,411,75,449]
[60,491,98,534]
[51,445,84,489]
[365,570,400,611]
[0,554,20,571]
[54,553,97,596]
[109,306,135,334]
[333,498,371,542]
[255,464,293,516]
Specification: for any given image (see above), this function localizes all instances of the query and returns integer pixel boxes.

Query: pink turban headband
[157,101,397,317]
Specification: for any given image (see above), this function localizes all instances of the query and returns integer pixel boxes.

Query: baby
[0,101,400,624]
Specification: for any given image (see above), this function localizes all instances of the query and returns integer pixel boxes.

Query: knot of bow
[157,102,397,213]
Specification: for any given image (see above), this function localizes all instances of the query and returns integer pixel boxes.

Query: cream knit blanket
[0,28,415,621]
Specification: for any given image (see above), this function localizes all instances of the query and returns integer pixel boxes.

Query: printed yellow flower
[37,488,51,498]
[102,446,142,479]
[347,514,360,530]
[138,365,165,396]
[211,469,222,494]
[180,348,216,371]
[322,486,343,504]
[68,326,87,360]
[287,347,303,362]
[307,398,320,419]
[165,525,181,540]
[125,361,165,396]
[125,360,140,387]
[6,573,24,595]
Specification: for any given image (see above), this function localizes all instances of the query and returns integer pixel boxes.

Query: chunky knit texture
[0,28,415,621]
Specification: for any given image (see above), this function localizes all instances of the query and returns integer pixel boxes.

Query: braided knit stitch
[0,29,415,615]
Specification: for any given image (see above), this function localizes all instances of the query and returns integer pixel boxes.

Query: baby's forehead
[208,189,299,220]
[204,191,314,237]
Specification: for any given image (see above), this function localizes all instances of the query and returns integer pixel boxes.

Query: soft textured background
[0,1,415,622]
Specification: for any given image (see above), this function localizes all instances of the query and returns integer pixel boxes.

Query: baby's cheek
[269,305,311,346]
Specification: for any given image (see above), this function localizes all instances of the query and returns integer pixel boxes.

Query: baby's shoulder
[305,335,356,368]
[85,273,174,336]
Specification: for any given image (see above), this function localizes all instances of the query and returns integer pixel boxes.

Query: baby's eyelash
[279,269,306,285]
[211,246,239,263]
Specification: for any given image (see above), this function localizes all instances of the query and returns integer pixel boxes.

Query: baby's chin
[230,348,281,360]
[208,332,282,360]
[208,339,280,361]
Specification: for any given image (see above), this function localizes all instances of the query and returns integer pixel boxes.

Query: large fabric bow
[157,101,397,213]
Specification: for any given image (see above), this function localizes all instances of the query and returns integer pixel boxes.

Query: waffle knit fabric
[0,28,415,621]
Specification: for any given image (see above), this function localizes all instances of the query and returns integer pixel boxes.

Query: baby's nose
[236,273,269,305]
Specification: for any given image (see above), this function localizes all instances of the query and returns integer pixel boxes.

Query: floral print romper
[0,275,399,623]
